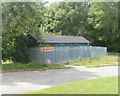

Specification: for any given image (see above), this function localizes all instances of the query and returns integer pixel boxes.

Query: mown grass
[68,55,119,67]
[2,62,70,72]
[27,76,118,94]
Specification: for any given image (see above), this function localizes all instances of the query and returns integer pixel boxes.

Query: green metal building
[30,35,107,64]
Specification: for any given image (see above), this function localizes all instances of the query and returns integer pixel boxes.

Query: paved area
[1,66,119,94]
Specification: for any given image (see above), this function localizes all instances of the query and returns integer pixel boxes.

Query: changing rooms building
[30,34,107,64]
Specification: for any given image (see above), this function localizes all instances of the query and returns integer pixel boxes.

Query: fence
[30,46,107,64]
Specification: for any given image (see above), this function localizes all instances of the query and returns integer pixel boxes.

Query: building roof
[38,35,90,44]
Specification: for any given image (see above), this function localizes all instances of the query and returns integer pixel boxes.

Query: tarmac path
[1,66,119,94]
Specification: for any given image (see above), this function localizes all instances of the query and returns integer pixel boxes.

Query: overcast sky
[44,0,64,4]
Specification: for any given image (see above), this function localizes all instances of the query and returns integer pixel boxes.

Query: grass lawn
[27,77,118,94]
[68,54,118,67]
[2,62,70,72]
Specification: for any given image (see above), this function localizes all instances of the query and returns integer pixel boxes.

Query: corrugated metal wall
[29,46,107,64]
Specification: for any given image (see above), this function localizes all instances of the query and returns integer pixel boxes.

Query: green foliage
[40,2,119,52]
[2,2,42,62]
[40,2,89,36]
[87,2,119,52]
[13,35,31,63]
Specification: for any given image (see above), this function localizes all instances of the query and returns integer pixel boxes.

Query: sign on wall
[40,46,55,52]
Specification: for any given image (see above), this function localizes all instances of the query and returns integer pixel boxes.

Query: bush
[13,35,31,63]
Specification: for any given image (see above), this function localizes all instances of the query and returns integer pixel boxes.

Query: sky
[44,0,64,4]
[46,0,119,3]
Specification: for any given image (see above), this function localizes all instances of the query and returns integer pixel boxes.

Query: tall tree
[40,2,89,36]
[2,2,43,62]
[87,2,119,52]
[42,2,119,52]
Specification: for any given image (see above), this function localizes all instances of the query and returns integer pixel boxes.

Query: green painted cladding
[39,43,89,47]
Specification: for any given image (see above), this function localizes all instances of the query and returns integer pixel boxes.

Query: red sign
[40,46,55,52]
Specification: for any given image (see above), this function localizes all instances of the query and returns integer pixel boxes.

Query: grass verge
[27,76,118,94]
[68,55,118,67]
[2,62,70,72]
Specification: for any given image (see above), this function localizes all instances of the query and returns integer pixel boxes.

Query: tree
[40,2,89,36]
[40,2,119,52]
[87,2,119,52]
[2,2,43,62]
